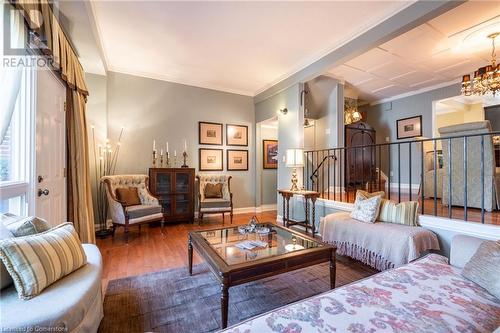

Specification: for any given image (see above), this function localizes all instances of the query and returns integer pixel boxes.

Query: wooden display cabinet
[149,168,195,224]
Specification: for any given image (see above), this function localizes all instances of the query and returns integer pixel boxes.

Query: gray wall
[363,83,461,184]
[255,83,303,214]
[89,71,256,209]
[485,105,500,132]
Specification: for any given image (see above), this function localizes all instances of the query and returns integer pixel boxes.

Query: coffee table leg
[221,281,229,328]
[188,235,193,276]
[329,251,336,289]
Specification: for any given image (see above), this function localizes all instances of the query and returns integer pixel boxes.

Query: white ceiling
[87,1,412,96]
[328,1,500,102]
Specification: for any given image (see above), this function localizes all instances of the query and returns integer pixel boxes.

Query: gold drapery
[12,0,95,243]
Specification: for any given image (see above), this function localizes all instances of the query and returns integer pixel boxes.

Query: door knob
[38,175,44,183]
[38,189,49,197]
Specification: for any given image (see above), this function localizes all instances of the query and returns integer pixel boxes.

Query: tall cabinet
[149,168,195,224]
[344,122,376,189]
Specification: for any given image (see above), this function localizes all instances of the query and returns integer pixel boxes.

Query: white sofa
[0,224,103,332]
[222,235,500,332]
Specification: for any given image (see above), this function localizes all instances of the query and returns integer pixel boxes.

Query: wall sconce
[279,108,288,115]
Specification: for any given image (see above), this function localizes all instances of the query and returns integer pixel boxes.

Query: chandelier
[461,32,500,96]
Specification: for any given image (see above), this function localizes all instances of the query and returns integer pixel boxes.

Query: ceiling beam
[254,0,464,104]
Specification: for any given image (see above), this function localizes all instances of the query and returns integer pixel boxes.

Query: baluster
[433,140,437,216]
[409,142,412,201]
[481,136,485,224]
[448,138,452,219]
[420,141,424,215]
[398,143,401,203]
[388,145,391,200]
[463,137,468,221]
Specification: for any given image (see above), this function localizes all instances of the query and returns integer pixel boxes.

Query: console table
[277,189,320,236]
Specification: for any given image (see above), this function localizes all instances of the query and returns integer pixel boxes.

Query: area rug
[99,259,375,333]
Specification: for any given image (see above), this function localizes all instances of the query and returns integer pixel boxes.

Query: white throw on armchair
[197,174,233,225]
[101,175,163,243]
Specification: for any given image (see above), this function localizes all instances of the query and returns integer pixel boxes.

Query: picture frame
[199,148,223,171]
[199,122,223,145]
[227,150,248,171]
[226,124,248,146]
[396,115,422,139]
[263,140,278,169]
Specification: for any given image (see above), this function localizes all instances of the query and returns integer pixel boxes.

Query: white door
[35,69,66,226]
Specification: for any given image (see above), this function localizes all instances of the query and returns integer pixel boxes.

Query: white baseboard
[255,204,277,213]
[388,183,420,194]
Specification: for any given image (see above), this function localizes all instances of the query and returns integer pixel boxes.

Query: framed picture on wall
[199,148,223,171]
[263,140,278,169]
[227,150,248,171]
[226,124,248,146]
[396,115,422,139]
[199,122,223,145]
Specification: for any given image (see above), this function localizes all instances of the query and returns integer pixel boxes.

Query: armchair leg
[230,211,233,224]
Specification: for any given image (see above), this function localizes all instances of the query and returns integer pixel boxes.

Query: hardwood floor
[96,210,377,292]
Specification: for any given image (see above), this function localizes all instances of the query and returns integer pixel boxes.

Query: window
[0,67,34,216]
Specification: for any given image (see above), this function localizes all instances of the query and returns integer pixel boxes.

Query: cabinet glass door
[175,172,189,193]
[175,194,190,214]
[156,173,172,194]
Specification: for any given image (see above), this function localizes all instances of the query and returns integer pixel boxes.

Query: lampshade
[286,148,304,167]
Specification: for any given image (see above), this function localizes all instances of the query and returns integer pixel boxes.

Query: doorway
[256,117,278,212]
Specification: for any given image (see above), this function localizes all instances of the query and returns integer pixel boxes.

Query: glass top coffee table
[188,223,336,329]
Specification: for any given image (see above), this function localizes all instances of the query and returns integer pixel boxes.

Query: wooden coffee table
[188,223,336,329]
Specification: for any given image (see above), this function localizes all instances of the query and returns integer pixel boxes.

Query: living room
[1,1,499,332]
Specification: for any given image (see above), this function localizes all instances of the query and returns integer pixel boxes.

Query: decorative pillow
[461,240,500,299]
[357,190,386,199]
[0,223,87,299]
[204,183,223,199]
[1,213,51,237]
[350,192,382,223]
[116,187,141,206]
[378,200,419,226]
[0,223,13,290]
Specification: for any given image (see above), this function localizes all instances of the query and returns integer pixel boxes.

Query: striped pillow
[378,200,419,226]
[0,223,87,299]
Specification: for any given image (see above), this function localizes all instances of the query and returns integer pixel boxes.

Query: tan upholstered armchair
[196,174,233,225]
[101,175,164,242]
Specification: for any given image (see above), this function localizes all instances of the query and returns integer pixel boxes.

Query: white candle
[160,149,163,156]
[166,141,169,153]
[174,150,177,157]
[153,140,156,151]
[184,139,187,151]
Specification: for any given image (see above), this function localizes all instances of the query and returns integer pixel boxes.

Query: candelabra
[152,150,157,168]
[182,151,189,168]
[166,152,170,167]
[160,152,164,167]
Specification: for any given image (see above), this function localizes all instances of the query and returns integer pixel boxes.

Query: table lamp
[286,148,304,192]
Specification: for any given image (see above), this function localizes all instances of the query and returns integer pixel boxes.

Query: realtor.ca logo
[2,3,54,69]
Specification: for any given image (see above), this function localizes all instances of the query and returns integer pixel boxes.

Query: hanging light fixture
[461,32,500,96]
[344,98,362,125]
[301,90,314,128]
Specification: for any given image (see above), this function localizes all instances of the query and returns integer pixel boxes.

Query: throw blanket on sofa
[320,211,439,270]
[222,254,500,333]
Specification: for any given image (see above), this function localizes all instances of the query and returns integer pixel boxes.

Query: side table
[277,189,320,236]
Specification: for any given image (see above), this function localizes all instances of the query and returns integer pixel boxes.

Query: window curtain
[0,4,25,144]
[11,0,95,243]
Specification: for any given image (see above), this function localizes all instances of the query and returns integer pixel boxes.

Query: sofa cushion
[350,191,382,223]
[378,200,419,226]
[116,187,141,206]
[126,204,162,219]
[1,213,50,237]
[204,183,223,198]
[462,240,500,299]
[0,244,102,332]
[0,223,87,299]
[0,223,13,290]
[200,198,231,209]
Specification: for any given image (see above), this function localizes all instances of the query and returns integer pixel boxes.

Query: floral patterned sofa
[221,235,500,333]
